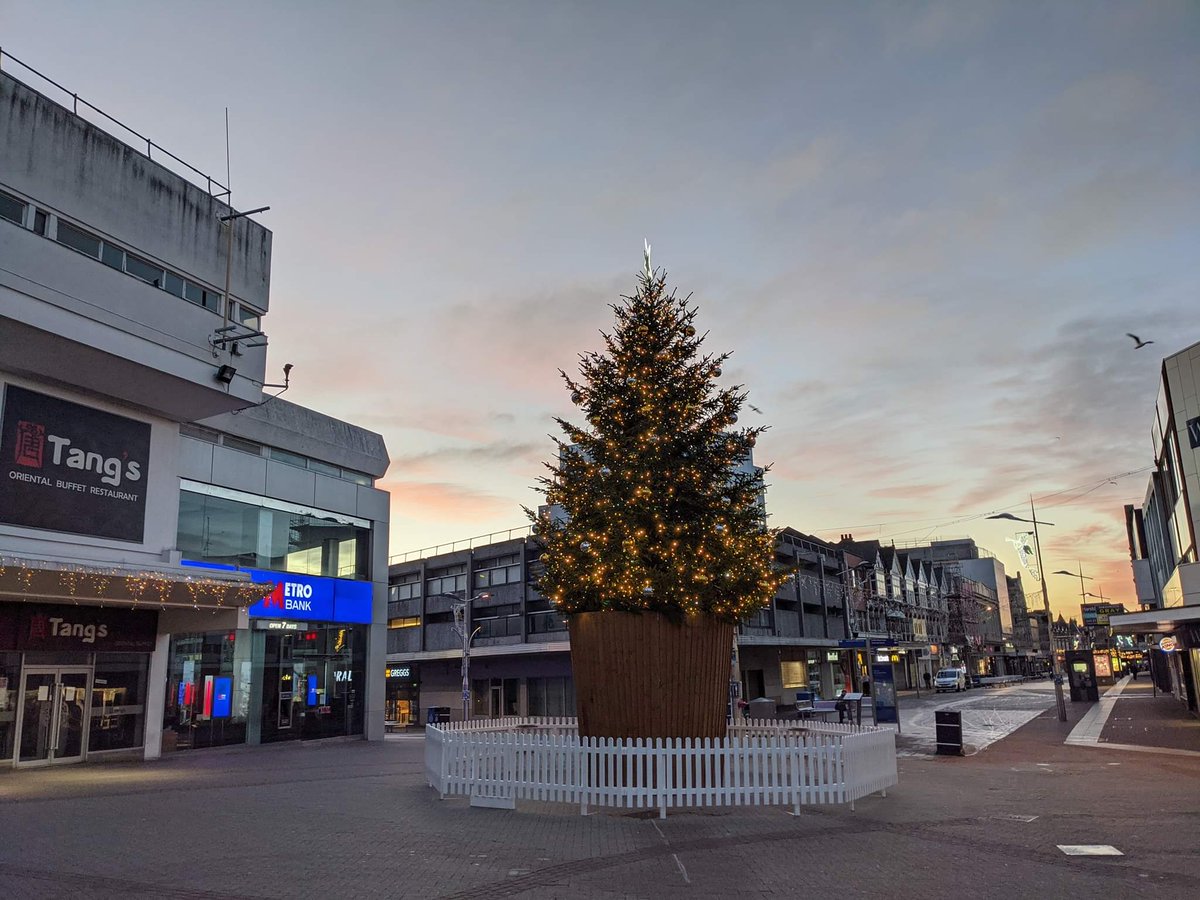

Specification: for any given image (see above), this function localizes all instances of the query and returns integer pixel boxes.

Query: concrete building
[1113,338,1200,712]
[384,526,890,723]
[0,65,389,767]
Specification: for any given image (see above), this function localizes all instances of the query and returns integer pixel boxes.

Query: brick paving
[1100,680,1200,752]
[1,700,1199,899]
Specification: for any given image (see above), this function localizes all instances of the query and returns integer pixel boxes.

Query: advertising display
[1081,603,1126,627]
[0,385,152,542]
[871,662,899,724]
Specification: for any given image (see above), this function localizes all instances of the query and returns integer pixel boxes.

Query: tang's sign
[0,386,151,542]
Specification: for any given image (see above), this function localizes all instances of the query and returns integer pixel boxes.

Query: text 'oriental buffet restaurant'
[0,64,390,768]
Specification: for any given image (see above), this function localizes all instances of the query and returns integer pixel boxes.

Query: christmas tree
[532,249,786,622]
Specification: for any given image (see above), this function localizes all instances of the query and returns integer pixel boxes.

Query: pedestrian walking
[923,671,932,690]
[1130,665,1138,681]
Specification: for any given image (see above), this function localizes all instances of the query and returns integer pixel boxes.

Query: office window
[202,289,223,312]
[0,190,26,225]
[309,459,341,478]
[342,469,372,486]
[33,209,48,235]
[101,242,124,269]
[388,617,420,629]
[236,304,262,329]
[475,553,522,588]
[270,447,308,468]
[222,435,263,456]
[56,220,101,258]
[390,573,421,601]
[125,253,164,286]
[180,423,220,444]
[427,565,466,596]
[164,271,186,298]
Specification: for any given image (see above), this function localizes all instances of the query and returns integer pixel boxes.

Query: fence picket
[424,716,896,816]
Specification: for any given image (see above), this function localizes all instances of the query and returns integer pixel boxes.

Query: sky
[4,1,1198,618]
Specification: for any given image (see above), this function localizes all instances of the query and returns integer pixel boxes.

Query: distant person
[1130,665,1138,681]
[923,671,932,690]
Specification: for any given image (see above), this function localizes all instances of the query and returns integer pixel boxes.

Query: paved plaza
[2,684,1198,899]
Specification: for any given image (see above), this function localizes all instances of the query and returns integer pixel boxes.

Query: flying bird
[748,404,763,414]
[1126,333,1154,349]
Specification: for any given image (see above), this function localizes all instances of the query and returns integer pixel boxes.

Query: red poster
[203,675,215,718]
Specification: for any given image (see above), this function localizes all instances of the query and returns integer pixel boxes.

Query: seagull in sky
[748,404,763,414]
[1126,333,1154,349]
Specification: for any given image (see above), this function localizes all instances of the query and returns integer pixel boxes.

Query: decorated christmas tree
[530,246,787,738]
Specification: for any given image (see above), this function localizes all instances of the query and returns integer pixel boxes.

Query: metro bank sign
[181,562,372,624]
[244,568,373,623]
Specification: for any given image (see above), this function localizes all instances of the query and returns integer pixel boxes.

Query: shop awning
[0,553,275,611]
[1109,606,1200,636]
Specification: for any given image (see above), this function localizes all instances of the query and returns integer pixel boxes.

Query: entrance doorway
[15,667,91,766]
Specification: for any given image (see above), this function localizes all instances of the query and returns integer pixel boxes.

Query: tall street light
[987,499,1068,722]
[435,590,492,722]
[1053,566,1093,607]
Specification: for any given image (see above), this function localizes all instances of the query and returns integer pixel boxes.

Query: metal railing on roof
[389,525,534,565]
[0,48,231,200]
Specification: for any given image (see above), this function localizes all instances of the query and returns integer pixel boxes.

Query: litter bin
[935,709,963,756]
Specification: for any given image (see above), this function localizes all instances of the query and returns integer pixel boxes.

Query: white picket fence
[424,717,897,817]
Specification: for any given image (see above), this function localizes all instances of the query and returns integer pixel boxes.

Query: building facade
[0,66,389,767]
[1114,338,1200,712]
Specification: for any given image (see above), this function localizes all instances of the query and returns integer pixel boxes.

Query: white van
[934,668,967,693]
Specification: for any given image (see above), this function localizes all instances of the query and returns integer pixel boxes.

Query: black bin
[935,709,963,756]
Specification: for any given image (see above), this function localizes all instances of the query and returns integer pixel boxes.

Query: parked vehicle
[934,668,967,692]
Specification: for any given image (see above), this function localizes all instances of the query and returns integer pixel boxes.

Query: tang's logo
[27,613,49,642]
[15,420,46,468]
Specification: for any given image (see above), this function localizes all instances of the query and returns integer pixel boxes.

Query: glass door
[16,668,91,766]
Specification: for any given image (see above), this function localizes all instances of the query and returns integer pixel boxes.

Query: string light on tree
[528,249,787,621]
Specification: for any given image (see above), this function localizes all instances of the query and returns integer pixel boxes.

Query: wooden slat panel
[569,611,734,740]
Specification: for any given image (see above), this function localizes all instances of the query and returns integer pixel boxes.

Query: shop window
[163,631,250,752]
[527,676,576,717]
[0,653,21,761]
[89,654,149,752]
[780,660,808,689]
[177,489,371,580]
[388,617,420,629]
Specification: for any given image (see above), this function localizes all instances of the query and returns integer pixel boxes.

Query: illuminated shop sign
[181,561,373,624]
[386,666,412,679]
[0,386,151,541]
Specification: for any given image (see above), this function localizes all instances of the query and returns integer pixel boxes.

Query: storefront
[0,602,157,767]
[385,663,419,728]
[162,565,373,751]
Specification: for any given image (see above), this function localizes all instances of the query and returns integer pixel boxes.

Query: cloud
[383,481,518,524]
[390,441,544,475]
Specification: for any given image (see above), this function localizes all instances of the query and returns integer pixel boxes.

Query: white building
[0,64,389,767]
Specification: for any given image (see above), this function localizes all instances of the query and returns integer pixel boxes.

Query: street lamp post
[440,590,491,722]
[987,498,1068,722]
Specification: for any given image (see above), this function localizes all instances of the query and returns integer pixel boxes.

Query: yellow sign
[1159,636,1178,652]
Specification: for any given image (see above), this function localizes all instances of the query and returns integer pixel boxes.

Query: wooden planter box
[569,611,734,740]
